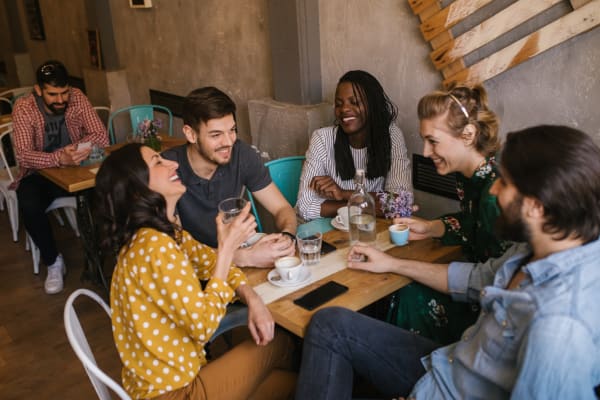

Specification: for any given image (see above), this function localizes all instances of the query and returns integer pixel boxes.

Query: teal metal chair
[248,155,305,233]
[107,104,173,144]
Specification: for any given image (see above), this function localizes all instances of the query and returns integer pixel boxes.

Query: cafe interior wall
[2,0,598,219]
[318,0,600,219]
[106,0,273,144]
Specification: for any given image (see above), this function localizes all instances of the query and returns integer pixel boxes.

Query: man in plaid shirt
[11,60,108,294]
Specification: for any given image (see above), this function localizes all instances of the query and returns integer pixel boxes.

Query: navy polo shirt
[162,140,271,248]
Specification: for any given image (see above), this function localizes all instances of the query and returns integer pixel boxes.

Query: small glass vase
[144,134,161,152]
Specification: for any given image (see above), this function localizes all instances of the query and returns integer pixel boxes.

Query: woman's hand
[310,176,348,201]
[347,243,397,273]
[216,202,257,252]
[393,216,443,240]
[237,285,275,345]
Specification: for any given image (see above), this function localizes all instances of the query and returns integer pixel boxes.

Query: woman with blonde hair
[351,84,510,344]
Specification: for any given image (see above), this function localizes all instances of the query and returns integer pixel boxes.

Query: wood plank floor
[0,209,121,399]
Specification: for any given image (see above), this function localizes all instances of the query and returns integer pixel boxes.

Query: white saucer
[331,218,349,232]
[268,268,311,287]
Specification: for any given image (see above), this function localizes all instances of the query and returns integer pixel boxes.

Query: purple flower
[376,189,414,219]
[136,118,162,139]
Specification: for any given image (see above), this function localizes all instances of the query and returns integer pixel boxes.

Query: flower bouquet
[376,189,414,219]
[137,118,163,151]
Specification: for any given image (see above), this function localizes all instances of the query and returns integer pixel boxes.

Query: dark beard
[495,195,530,242]
[48,103,67,115]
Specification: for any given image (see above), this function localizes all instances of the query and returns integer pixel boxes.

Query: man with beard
[295,125,600,399]
[162,86,296,267]
[11,60,108,294]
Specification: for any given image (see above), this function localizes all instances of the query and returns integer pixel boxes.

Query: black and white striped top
[296,124,411,221]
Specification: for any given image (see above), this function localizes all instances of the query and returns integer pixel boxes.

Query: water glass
[296,230,322,265]
[218,197,247,224]
[88,144,104,164]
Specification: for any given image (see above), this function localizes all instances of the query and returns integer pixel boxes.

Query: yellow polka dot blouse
[110,228,247,399]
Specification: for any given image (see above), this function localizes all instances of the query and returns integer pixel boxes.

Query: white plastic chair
[0,122,20,241]
[0,86,33,105]
[0,123,79,273]
[64,288,131,400]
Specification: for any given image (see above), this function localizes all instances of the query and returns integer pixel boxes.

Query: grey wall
[107,0,273,142]
[318,0,600,218]
[1,0,598,217]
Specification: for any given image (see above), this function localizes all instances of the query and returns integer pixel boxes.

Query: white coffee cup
[274,256,304,282]
[335,206,349,229]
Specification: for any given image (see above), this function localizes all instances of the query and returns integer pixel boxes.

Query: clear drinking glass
[296,230,322,265]
[218,197,247,224]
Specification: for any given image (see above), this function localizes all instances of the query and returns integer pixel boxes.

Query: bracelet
[281,231,296,242]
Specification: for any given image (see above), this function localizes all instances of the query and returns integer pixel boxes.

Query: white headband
[448,93,469,119]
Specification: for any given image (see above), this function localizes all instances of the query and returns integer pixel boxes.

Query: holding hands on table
[235,233,296,268]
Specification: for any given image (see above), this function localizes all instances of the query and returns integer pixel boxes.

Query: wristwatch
[281,231,296,242]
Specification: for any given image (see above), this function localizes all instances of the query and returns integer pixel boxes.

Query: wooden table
[39,136,186,192]
[244,219,462,337]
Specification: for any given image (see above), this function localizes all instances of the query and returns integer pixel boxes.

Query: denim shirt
[410,239,600,399]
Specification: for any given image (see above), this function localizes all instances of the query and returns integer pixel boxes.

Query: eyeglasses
[40,64,56,75]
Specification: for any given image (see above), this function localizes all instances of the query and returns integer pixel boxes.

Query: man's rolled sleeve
[448,261,476,302]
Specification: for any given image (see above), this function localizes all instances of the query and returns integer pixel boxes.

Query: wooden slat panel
[443,0,600,87]
[570,0,593,8]
[431,0,562,70]
[408,0,441,15]
[420,0,494,41]
[413,1,467,78]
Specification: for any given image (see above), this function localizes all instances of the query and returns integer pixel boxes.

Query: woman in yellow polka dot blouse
[95,144,296,399]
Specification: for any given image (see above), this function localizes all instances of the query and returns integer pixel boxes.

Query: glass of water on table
[296,229,322,265]
[218,197,247,223]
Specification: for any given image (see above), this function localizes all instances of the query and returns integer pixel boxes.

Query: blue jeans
[295,307,441,400]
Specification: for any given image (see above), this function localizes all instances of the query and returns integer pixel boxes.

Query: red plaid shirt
[10,88,109,189]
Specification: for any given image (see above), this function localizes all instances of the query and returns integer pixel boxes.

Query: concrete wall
[107,0,273,142]
[1,0,598,217]
[15,0,89,80]
[318,0,600,218]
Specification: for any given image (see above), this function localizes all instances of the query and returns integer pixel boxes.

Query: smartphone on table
[293,281,349,311]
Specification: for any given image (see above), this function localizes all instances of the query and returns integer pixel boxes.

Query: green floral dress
[388,157,510,344]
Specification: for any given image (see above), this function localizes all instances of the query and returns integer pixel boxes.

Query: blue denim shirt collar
[524,235,600,285]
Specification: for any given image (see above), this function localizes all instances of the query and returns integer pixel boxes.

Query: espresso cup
[335,206,349,229]
[274,256,304,282]
[389,223,409,246]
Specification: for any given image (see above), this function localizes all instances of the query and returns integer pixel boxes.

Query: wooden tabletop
[39,136,186,192]
[243,219,462,337]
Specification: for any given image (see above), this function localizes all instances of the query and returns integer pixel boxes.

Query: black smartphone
[293,281,349,311]
[321,240,336,255]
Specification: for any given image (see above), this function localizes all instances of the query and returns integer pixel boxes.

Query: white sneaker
[45,254,66,294]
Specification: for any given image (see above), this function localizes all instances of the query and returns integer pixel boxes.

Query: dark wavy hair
[95,143,176,254]
[183,86,237,131]
[501,125,600,243]
[334,70,397,180]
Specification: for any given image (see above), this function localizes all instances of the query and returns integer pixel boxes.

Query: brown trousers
[152,332,296,400]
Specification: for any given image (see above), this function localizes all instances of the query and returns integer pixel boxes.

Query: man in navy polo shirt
[162,87,296,267]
